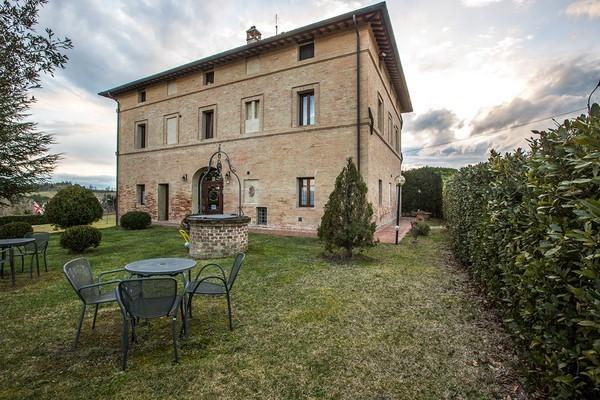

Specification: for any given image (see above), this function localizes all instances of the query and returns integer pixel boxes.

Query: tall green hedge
[0,214,47,226]
[444,107,600,398]
[401,167,447,217]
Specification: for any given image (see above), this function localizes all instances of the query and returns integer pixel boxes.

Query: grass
[33,214,116,233]
[0,227,527,399]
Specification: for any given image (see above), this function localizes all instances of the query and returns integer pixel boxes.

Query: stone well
[187,214,251,259]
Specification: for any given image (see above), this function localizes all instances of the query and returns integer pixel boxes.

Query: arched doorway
[194,167,223,214]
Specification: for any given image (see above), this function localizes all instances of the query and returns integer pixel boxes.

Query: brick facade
[103,7,411,232]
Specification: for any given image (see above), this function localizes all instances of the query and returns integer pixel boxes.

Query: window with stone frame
[298,90,315,126]
[256,207,267,225]
[136,184,145,205]
[298,177,315,207]
[167,80,177,95]
[245,99,260,133]
[201,108,215,139]
[204,70,214,85]
[298,41,314,61]
[377,93,384,132]
[388,113,393,143]
[165,115,178,144]
[135,121,147,149]
[378,179,383,206]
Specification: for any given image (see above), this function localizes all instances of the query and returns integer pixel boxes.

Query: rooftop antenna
[275,13,278,35]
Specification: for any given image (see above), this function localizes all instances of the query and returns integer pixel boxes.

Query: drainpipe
[106,91,120,226]
[353,14,361,172]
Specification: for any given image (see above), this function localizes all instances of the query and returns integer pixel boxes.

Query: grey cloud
[405,108,464,147]
[412,108,464,132]
[38,0,228,93]
[38,0,360,94]
[471,56,600,134]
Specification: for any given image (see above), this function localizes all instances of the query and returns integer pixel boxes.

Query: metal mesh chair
[17,232,50,276]
[63,258,125,348]
[116,278,184,370]
[0,248,7,279]
[185,253,246,331]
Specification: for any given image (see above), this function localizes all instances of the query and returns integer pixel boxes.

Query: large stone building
[99,2,412,232]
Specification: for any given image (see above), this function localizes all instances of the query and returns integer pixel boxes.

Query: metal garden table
[124,257,196,337]
[0,238,36,286]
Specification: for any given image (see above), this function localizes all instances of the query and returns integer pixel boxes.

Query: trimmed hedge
[0,214,47,226]
[401,167,445,217]
[0,222,33,239]
[60,225,102,253]
[120,211,151,230]
[443,107,600,398]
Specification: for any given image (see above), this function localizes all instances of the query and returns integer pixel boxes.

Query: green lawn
[0,227,527,399]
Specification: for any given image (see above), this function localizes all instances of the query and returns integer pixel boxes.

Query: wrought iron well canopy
[198,145,243,216]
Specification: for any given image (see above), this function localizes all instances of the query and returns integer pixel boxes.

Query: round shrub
[413,221,431,236]
[0,222,33,239]
[45,185,103,228]
[409,221,430,239]
[120,211,151,230]
[60,225,102,253]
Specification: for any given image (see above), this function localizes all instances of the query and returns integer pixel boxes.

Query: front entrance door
[199,169,223,214]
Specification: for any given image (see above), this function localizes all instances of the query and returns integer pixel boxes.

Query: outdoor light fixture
[182,174,188,182]
[225,171,231,184]
[394,174,406,245]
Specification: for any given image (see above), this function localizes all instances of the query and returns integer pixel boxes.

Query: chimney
[246,26,262,44]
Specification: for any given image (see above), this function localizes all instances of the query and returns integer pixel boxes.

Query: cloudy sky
[30,0,600,187]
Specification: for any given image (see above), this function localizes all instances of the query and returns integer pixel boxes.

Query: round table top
[124,257,196,276]
[0,237,36,247]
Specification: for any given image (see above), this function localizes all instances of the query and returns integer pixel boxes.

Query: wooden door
[158,184,169,220]
[199,173,223,214]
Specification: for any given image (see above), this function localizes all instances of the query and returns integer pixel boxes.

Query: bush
[120,211,151,230]
[45,185,103,228]
[318,158,376,257]
[410,221,430,237]
[0,214,47,226]
[443,106,600,398]
[60,225,102,253]
[0,222,33,239]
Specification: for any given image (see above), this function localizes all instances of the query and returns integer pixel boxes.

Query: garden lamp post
[395,174,406,245]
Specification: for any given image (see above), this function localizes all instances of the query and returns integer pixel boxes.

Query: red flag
[32,201,43,215]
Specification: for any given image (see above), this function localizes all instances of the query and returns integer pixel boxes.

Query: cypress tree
[318,158,376,257]
[0,0,72,204]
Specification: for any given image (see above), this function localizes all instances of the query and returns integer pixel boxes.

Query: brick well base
[188,215,251,259]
